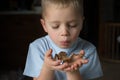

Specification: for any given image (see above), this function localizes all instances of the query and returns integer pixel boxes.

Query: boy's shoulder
[29,35,50,48]
[31,35,49,44]
[77,37,96,49]
[28,35,51,52]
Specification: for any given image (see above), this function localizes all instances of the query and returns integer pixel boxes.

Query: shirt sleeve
[23,43,44,78]
[82,47,103,79]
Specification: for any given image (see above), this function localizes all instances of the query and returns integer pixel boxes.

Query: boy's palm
[44,49,70,71]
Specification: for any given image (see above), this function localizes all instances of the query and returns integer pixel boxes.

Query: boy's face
[41,5,84,49]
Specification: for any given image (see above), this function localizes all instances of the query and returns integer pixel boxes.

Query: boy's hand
[64,50,89,72]
[43,49,70,71]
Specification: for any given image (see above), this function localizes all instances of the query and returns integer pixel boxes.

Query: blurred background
[0,0,120,80]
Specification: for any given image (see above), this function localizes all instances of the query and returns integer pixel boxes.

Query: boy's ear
[40,19,48,32]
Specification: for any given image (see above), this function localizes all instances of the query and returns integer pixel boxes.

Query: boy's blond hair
[41,0,83,18]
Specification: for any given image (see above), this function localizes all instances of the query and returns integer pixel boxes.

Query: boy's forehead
[43,10,83,24]
[44,5,82,17]
[44,16,83,24]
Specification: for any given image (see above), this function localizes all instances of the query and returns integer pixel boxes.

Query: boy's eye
[69,24,77,28]
[70,25,77,27]
[52,25,59,29]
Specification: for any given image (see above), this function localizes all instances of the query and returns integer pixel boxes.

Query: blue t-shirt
[23,35,103,80]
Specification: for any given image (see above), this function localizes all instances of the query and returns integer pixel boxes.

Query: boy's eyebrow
[49,20,78,23]
[67,19,80,23]
[50,21,60,23]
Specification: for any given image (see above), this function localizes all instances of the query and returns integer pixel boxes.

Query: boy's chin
[59,45,71,49]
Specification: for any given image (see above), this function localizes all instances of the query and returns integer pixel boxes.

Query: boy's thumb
[46,49,53,57]
[79,50,85,58]
[79,50,85,54]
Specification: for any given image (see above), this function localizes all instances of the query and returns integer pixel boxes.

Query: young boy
[23,0,103,80]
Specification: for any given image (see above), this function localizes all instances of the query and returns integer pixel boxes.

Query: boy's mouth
[60,41,71,46]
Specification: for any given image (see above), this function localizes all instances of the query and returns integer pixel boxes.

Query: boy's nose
[61,27,70,36]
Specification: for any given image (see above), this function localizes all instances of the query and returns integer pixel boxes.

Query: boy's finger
[51,60,61,66]
[81,59,89,64]
[46,49,53,57]
[79,50,85,55]
[79,50,85,58]
[54,62,69,70]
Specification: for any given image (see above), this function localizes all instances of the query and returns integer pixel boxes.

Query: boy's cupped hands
[43,49,88,72]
